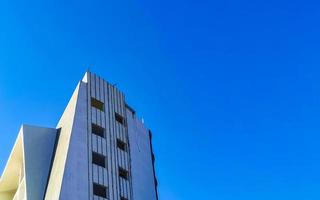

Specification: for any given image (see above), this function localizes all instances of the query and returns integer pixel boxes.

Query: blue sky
[0,0,320,199]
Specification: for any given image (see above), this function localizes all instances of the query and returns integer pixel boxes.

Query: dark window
[121,197,128,200]
[115,113,125,125]
[92,124,105,138]
[117,139,127,151]
[92,152,106,168]
[119,167,129,180]
[91,98,104,111]
[93,183,107,198]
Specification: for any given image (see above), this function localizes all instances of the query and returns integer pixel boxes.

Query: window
[117,139,127,151]
[92,152,106,168]
[92,124,105,138]
[115,113,125,125]
[120,197,128,200]
[119,167,129,180]
[93,183,107,198]
[91,97,104,111]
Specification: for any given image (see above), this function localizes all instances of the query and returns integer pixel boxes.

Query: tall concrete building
[0,72,158,200]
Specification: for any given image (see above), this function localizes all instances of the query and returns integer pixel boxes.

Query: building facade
[0,72,158,200]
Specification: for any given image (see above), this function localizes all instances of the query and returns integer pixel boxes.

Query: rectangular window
[117,139,127,152]
[92,152,106,168]
[91,97,104,111]
[93,183,107,198]
[92,124,105,138]
[119,167,129,180]
[115,112,125,125]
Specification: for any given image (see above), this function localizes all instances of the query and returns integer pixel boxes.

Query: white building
[0,72,158,200]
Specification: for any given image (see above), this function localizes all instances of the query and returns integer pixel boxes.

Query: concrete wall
[0,191,14,200]
[87,72,132,200]
[23,125,58,200]
[1,72,158,200]
[45,82,89,200]
[126,109,157,200]
[59,81,90,200]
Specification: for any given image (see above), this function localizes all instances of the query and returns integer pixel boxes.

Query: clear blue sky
[0,0,319,199]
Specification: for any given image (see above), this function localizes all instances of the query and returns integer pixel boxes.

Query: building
[0,72,158,200]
